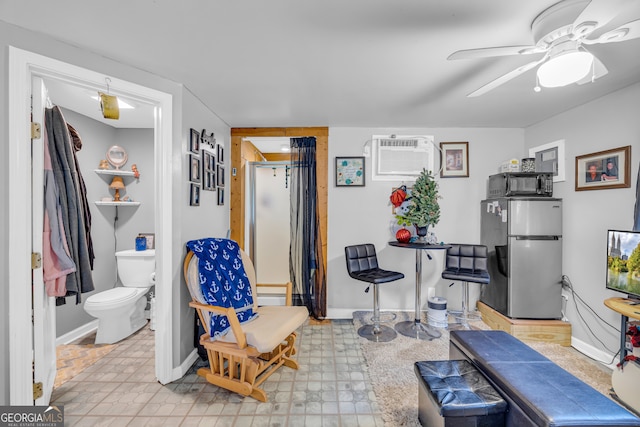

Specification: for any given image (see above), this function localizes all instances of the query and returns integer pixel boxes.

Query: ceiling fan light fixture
[537,49,594,87]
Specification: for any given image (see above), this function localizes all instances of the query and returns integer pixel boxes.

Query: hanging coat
[45,106,94,304]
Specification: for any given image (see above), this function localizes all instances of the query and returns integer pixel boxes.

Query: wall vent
[371,135,435,181]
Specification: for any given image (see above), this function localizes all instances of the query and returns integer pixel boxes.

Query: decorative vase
[415,225,428,242]
[396,227,411,244]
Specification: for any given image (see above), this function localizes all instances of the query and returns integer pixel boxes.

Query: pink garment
[43,120,76,296]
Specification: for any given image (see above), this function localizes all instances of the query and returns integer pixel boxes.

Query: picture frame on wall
[217,188,224,206]
[189,154,201,184]
[575,145,631,191]
[217,164,225,187]
[189,128,200,154]
[190,183,200,206]
[529,139,565,182]
[217,144,224,164]
[335,156,365,186]
[440,142,469,178]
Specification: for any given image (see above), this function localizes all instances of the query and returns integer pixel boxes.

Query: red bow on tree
[390,185,407,207]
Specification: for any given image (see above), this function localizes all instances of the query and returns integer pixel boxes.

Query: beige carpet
[353,311,614,427]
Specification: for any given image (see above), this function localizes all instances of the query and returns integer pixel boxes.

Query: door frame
[8,47,174,404]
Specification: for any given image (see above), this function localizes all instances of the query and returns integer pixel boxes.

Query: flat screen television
[607,229,640,302]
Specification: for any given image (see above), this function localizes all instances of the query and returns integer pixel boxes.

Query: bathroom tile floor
[51,319,384,426]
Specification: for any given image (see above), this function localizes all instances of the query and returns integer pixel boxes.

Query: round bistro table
[388,241,451,340]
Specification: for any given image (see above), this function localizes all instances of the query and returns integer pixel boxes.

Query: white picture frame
[529,139,565,182]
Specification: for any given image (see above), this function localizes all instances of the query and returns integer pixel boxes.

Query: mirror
[106,145,128,170]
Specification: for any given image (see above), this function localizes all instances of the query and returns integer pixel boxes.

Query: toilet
[84,249,155,344]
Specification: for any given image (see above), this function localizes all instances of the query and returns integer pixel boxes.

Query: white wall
[525,82,640,357]
[176,88,230,363]
[327,127,524,318]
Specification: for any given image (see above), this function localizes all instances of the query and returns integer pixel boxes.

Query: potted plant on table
[394,169,441,241]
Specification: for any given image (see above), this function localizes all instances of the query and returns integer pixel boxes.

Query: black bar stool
[441,244,490,329]
[345,244,404,342]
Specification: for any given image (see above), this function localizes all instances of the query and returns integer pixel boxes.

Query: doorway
[8,47,174,405]
[247,161,291,304]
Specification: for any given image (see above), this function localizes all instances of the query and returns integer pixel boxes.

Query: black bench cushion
[415,359,507,417]
[450,330,640,427]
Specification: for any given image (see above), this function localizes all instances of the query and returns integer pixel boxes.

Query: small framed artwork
[217,164,225,187]
[217,144,224,164]
[529,139,565,182]
[203,151,211,172]
[335,156,365,186]
[575,145,631,191]
[217,188,224,206]
[440,142,469,178]
[189,154,201,184]
[189,128,200,154]
[190,183,200,206]
[139,233,155,250]
[203,171,215,191]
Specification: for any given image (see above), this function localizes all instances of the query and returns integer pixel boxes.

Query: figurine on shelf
[131,164,140,179]
[98,159,109,170]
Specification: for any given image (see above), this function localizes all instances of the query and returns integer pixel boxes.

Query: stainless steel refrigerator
[480,198,563,319]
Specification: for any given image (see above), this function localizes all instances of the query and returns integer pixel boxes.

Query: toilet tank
[116,249,156,287]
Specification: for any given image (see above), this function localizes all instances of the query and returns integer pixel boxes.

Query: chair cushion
[350,268,404,284]
[442,268,490,284]
[219,305,309,353]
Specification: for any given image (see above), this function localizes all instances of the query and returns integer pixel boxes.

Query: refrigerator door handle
[514,236,560,240]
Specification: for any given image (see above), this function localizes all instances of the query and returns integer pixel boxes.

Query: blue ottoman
[415,359,507,427]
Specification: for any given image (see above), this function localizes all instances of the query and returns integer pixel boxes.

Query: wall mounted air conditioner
[371,135,435,181]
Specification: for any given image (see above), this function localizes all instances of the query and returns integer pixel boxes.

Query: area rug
[54,339,118,388]
[353,311,613,427]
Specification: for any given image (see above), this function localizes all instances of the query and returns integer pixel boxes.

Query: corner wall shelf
[94,201,141,207]
[94,169,135,176]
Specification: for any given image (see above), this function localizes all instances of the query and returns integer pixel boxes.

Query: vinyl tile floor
[51,319,384,426]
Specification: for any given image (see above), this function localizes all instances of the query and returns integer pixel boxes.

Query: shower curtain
[289,137,326,319]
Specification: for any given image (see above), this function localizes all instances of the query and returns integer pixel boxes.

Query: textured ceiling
[2,0,639,129]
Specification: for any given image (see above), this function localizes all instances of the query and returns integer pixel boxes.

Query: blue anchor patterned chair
[184,239,308,402]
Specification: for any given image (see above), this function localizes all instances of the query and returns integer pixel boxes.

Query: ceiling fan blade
[576,56,609,84]
[447,45,538,60]
[585,19,640,44]
[572,0,632,36]
[467,58,546,97]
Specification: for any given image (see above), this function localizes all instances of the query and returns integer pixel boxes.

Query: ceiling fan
[448,0,640,97]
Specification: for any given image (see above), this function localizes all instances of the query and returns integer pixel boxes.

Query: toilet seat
[85,287,145,310]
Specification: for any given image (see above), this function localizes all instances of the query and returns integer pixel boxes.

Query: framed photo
[189,128,200,154]
[335,156,365,186]
[440,142,469,178]
[139,233,155,250]
[575,145,631,191]
[529,139,565,182]
[217,164,225,187]
[203,171,215,191]
[190,183,200,206]
[189,154,201,183]
[217,144,224,164]
[217,188,224,206]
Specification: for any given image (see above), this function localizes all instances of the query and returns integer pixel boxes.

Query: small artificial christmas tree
[395,169,441,230]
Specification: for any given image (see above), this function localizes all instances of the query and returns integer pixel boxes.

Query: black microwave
[487,173,553,198]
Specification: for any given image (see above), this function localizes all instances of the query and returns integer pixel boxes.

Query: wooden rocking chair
[183,248,308,402]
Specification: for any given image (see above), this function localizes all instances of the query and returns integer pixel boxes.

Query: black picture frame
[335,156,365,187]
[217,164,225,187]
[189,128,200,154]
[189,154,201,184]
[190,183,200,206]
[217,144,224,164]
[217,188,224,206]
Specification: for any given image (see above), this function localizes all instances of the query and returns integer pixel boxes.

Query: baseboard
[56,320,99,346]
[173,349,200,381]
[571,335,617,370]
